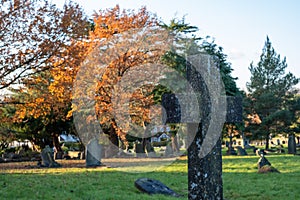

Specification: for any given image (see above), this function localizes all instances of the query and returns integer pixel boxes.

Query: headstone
[86,139,102,167]
[134,142,146,157]
[288,134,296,154]
[135,178,182,197]
[226,147,237,155]
[257,155,271,169]
[40,145,61,167]
[236,146,247,156]
[257,154,279,173]
[162,55,242,199]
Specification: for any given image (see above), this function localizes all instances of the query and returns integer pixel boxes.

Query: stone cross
[162,54,242,200]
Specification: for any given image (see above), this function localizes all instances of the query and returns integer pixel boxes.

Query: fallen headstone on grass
[135,178,182,197]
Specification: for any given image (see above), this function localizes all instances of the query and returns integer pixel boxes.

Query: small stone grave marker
[236,146,247,156]
[257,154,279,173]
[40,145,61,168]
[288,134,297,154]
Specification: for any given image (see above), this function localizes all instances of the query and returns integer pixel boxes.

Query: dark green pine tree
[246,36,299,149]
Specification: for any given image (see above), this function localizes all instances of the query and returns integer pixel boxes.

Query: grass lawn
[0,154,299,200]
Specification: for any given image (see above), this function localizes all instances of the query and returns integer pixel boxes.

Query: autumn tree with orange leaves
[71,5,173,155]
[0,0,89,89]
[1,0,90,150]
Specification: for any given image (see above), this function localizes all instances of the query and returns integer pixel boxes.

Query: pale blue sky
[53,0,300,90]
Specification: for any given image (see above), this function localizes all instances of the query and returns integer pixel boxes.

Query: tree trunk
[141,138,147,153]
[52,133,64,159]
[171,135,180,153]
[52,134,62,152]
[265,135,270,150]
[108,128,119,147]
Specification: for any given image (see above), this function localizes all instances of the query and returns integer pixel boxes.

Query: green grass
[0,155,299,200]
[223,155,300,200]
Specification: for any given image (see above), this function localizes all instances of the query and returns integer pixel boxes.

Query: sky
[52,0,300,90]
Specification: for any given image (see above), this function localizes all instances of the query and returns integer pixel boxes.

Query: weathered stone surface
[162,54,242,199]
[257,154,279,173]
[40,145,61,168]
[236,146,247,156]
[135,178,182,197]
[186,55,224,200]
[257,155,271,169]
[187,124,223,200]
[162,94,181,124]
[288,134,297,154]
[86,139,102,167]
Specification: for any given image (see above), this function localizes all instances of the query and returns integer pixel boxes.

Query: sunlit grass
[0,154,299,199]
[223,154,300,200]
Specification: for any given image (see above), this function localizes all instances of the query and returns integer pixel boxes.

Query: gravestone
[288,134,296,154]
[236,146,247,156]
[257,155,271,169]
[135,178,182,197]
[162,55,242,199]
[257,154,279,173]
[40,145,61,168]
[134,142,146,157]
[86,139,102,167]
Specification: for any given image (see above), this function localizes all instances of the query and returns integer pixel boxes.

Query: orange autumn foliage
[81,6,170,142]
[12,5,172,148]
